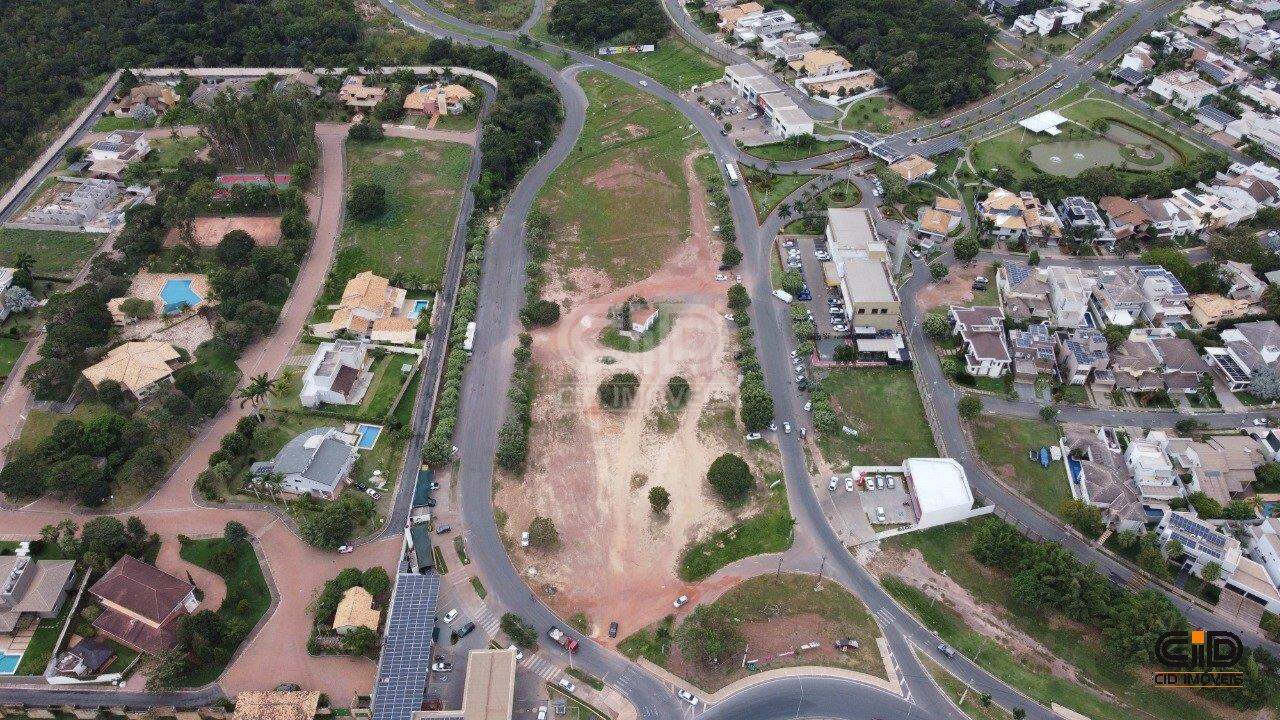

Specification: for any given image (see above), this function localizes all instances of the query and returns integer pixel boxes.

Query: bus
[725,161,740,186]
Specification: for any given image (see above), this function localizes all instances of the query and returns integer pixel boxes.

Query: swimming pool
[356,424,382,450]
[160,278,202,314]
[0,653,21,674]
[407,299,431,320]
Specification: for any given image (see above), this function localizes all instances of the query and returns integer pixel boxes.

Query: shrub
[649,486,671,513]
[528,516,559,548]
[707,453,754,504]
[347,182,386,220]
[598,372,641,409]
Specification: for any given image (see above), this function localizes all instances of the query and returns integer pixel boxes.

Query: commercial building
[825,208,886,263]
[904,458,976,530]
[723,63,814,137]
[836,257,899,331]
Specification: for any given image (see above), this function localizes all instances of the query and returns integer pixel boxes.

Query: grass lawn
[817,368,937,468]
[392,369,423,426]
[341,136,471,288]
[0,337,27,380]
[360,355,415,421]
[431,109,479,132]
[818,182,860,208]
[745,170,809,217]
[746,138,848,162]
[970,415,1069,520]
[0,229,101,278]
[7,402,115,459]
[1056,97,1202,160]
[469,576,487,599]
[14,593,75,675]
[839,97,901,134]
[599,306,676,352]
[605,39,723,92]
[986,42,1032,87]
[618,615,675,666]
[537,71,702,287]
[882,522,1230,720]
[148,136,208,171]
[919,651,1013,719]
[662,573,884,692]
[678,482,793,581]
[425,0,533,29]
[92,115,148,132]
[176,536,270,686]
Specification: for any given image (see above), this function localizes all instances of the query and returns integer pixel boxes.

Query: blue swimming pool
[0,653,21,675]
[356,424,382,449]
[407,299,431,320]
[160,278,202,314]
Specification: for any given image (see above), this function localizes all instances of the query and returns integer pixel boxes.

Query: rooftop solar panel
[372,573,441,720]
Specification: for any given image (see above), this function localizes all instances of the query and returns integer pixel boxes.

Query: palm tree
[238,370,292,419]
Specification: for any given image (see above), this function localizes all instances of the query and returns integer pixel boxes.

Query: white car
[783,422,792,434]
[715,273,728,281]
[538,707,548,720]
[769,421,778,431]
[509,645,525,661]
[791,350,799,358]
[875,507,886,523]
[804,401,812,412]
[558,678,577,693]
[676,689,700,706]
[876,476,885,490]
[521,531,530,548]
[828,476,839,491]
[832,324,849,332]
[673,594,689,608]
[845,478,855,492]
[431,661,452,672]
[639,80,649,87]
[338,545,353,554]
[442,608,459,624]
[912,249,922,259]
[1254,418,1270,426]
[888,476,895,488]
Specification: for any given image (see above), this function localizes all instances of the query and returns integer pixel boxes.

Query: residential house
[1192,48,1251,85]
[1135,196,1201,238]
[1017,4,1085,35]
[313,271,416,345]
[274,72,323,97]
[1098,196,1151,240]
[1056,328,1110,384]
[1246,28,1280,58]
[1111,336,1167,394]
[631,303,660,334]
[837,257,899,331]
[1167,435,1263,504]
[1189,293,1259,326]
[1214,11,1267,41]
[717,1,763,30]
[1226,110,1280,160]
[1060,196,1113,246]
[1047,265,1097,328]
[1146,332,1211,393]
[81,341,183,401]
[1009,323,1057,380]
[1207,173,1280,227]
[916,197,963,243]
[339,76,386,110]
[404,83,475,116]
[190,78,254,108]
[976,188,1062,243]
[232,691,323,720]
[90,555,199,655]
[1063,425,1146,532]
[950,306,1011,377]
[1223,260,1268,301]
[299,339,374,409]
[1171,186,1251,229]
[113,84,179,118]
[333,586,381,634]
[55,638,117,678]
[1120,42,1156,73]
[1197,105,1240,132]
[1183,0,1227,28]
[997,262,1052,321]
[1090,265,1191,326]
[1158,509,1241,575]
[250,426,359,498]
[1243,82,1280,111]
[731,9,798,43]
[888,155,937,183]
[789,49,850,77]
[88,130,150,177]
[1149,70,1217,111]
[1205,319,1280,390]
[1125,431,1184,504]
[0,556,76,634]
[795,68,878,99]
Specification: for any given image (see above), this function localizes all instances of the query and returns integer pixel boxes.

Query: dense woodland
[794,0,994,114]
[546,0,669,45]
[0,0,364,185]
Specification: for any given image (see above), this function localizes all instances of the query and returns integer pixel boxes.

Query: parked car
[558,678,577,693]
[338,545,353,554]
[845,478,855,492]
[442,608,459,624]
[876,476,885,490]
[676,690,700,706]
[609,621,619,638]
[832,324,849,332]
[435,524,453,535]
[456,622,476,638]
[538,707,548,720]
[673,595,689,608]
[804,401,812,412]
[829,476,839,491]
[509,644,525,661]
[521,531,530,548]
[431,660,452,672]
[888,476,895,488]
[875,507,886,523]
[783,422,792,434]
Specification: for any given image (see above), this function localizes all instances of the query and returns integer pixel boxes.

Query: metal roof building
[371,573,441,720]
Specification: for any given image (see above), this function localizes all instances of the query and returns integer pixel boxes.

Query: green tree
[649,486,671,514]
[1059,498,1104,538]
[707,453,754,504]
[1201,560,1222,583]
[361,567,390,597]
[957,394,982,420]
[678,604,746,667]
[598,372,641,409]
[347,182,386,220]
[118,297,155,320]
[930,262,948,280]
[528,516,559,549]
[922,314,951,341]
[501,612,539,648]
[523,298,560,326]
[954,235,979,262]
[223,521,249,546]
[1254,463,1280,493]
[341,625,379,655]
[727,283,750,310]
[666,376,691,410]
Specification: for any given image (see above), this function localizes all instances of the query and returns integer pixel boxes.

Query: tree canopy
[547,0,668,45]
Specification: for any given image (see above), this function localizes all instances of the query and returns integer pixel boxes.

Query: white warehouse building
[905,457,976,529]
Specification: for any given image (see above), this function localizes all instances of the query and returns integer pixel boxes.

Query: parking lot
[856,470,915,526]
[686,80,779,145]
[777,234,848,338]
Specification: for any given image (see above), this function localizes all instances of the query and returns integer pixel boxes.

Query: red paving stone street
[0,123,400,699]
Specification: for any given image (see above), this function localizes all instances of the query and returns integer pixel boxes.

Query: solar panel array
[372,573,441,720]
[1169,513,1227,560]
[1005,262,1033,287]
[1138,265,1188,296]
[1214,352,1251,384]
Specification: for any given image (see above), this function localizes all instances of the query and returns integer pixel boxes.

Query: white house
[1047,266,1097,328]
[950,306,1011,377]
[300,339,374,409]
[1149,70,1217,111]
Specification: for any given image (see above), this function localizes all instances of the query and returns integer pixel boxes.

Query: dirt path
[0,123,399,700]
[76,125,201,146]
[382,123,477,146]
[496,151,762,640]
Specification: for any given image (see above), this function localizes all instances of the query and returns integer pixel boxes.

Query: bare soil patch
[586,161,676,191]
[497,152,756,639]
[914,262,989,312]
[165,215,282,248]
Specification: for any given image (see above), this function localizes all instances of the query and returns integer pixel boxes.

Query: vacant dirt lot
[497,152,755,640]
[914,262,993,312]
[165,215,283,248]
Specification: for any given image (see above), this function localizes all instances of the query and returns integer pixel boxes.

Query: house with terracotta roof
[1189,293,1259,327]
[1098,196,1151,239]
[889,155,937,183]
[977,188,1062,243]
[339,77,387,110]
[404,83,476,116]
[113,84,179,118]
[789,49,851,77]
[232,690,323,720]
[717,2,764,30]
[333,586,381,634]
[89,555,198,655]
[314,271,416,345]
[81,341,183,400]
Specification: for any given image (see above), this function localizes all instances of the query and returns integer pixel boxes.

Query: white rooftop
[904,457,974,514]
[1019,110,1069,135]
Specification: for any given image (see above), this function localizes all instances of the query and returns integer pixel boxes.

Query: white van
[875,507,886,523]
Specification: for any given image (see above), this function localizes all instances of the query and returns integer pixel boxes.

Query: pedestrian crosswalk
[524,654,559,680]
[465,600,562,681]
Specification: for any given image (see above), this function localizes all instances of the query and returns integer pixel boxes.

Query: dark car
[456,622,477,639]
[608,622,619,638]
[423,496,438,508]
